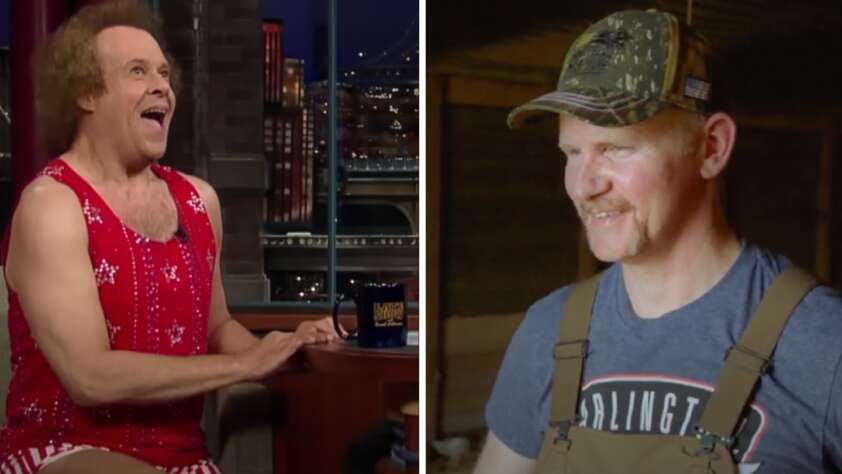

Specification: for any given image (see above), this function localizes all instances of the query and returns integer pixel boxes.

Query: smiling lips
[591,210,623,219]
[580,201,633,225]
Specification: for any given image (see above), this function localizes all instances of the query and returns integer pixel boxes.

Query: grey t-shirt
[486,244,842,473]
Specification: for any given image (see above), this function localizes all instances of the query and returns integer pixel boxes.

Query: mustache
[578,198,634,215]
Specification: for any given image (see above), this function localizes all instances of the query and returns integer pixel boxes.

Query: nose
[566,151,610,202]
[149,71,172,97]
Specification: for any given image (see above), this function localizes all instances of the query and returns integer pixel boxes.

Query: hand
[238,330,302,381]
[293,317,339,345]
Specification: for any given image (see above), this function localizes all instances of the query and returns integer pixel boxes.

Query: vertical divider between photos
[328,0,338,304]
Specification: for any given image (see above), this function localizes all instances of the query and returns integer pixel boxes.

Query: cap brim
[507,88,667,129]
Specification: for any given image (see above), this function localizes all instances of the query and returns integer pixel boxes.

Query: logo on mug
[374,302,405,327]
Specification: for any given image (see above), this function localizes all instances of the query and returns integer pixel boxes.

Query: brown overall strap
[697,266,817,445]
[549,273,602,431]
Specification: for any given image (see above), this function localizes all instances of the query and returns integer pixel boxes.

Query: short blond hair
[674,109,706,160]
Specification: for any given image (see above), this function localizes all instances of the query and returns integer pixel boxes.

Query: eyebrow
[557,140,579,151]
[558,140,629,152]
[124,58,170,69]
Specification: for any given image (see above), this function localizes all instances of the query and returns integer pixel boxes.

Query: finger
[309,324,334,337]
[308,332,330,345]
[309,323,336,340]
[317,317,339,335]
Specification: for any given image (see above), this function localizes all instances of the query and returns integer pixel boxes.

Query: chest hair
[101,179,179,241]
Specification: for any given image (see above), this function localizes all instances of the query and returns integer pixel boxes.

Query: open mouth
[140,106,167,127]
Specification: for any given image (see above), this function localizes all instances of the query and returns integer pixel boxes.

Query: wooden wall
[726,129,820,271]
[427,68,581,436]
[441,313,523,434]
[442,106,579,317]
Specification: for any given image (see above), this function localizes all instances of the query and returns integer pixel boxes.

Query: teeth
[593,211,620,219]
[142,107,167,114]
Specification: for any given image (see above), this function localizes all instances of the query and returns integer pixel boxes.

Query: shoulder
[512,268,617,355]
[746,244,842,323]
[179,174,219,206]
[523,286,572,331]
[178,173,223,243]
[787,284,842,339]
[178,173,221,216]
[20,174,79,205]
[743,244,842,334]
[751,245,790,277]
[15,175,85,235]
[507,284,577,358]
[750,245,842,375]
[519,270,614,337]
[8,176,87,288]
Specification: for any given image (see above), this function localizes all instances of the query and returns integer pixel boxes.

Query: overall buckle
[551,420,573,440]
[694,425,734,455]
[549,420,574,451]
[553,339,589,360]
[725,344,771,375]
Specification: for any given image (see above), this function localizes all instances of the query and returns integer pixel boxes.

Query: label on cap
[684,76,711,101]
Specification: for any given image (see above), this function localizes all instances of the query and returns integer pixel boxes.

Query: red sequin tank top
[0,159,217,467]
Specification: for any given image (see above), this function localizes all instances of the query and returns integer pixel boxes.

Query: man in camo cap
[476,9,842,474]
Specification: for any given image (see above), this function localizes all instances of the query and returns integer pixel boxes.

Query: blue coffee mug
[332,282,407,348]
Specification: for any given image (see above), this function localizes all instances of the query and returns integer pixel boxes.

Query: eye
[130,65,145,77]
[159,69,170,81]
[603,145,631,159]
[560,147,580,160]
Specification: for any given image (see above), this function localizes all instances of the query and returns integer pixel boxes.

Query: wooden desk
[262,337,419,474]
[305,341,418,384]
[234,312,419,332]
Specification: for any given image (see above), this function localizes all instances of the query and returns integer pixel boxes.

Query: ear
[699,112,737,179]
[77,95,96,113]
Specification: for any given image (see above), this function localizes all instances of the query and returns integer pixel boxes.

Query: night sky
[0,0,7,48]
[0,0,419,82]
[263,0,419,83]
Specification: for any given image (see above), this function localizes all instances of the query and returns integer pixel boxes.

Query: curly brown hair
[34,0,181,156]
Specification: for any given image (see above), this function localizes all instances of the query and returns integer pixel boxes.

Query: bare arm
[6,177,302,406]
[186,175,337,356]
[474,431,536,474]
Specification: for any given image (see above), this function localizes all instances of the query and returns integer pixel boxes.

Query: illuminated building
[263,21,312,225]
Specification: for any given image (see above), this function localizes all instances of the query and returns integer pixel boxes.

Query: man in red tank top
[0,1,336,472]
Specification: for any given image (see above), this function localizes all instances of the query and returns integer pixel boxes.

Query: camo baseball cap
[507,9,711,128]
